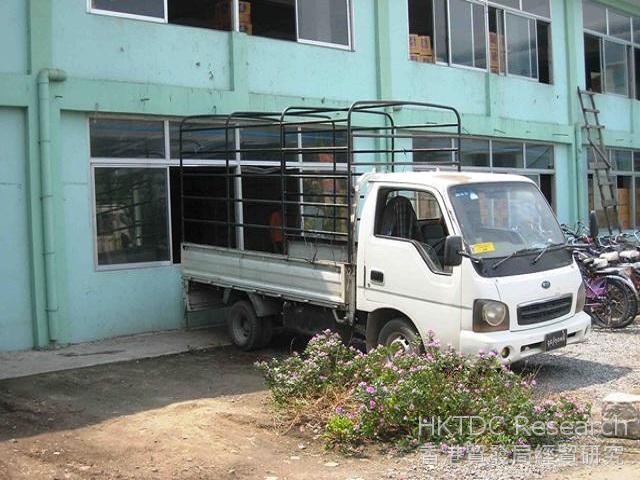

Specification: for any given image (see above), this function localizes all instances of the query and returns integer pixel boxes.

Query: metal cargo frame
[178,100,462,265]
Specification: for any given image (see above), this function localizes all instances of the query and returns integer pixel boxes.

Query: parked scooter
[563,212,639,329]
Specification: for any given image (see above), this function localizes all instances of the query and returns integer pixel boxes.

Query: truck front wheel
[227,300,271,351]
[377,318,422,355]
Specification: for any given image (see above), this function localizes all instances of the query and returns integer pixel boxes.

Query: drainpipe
[37,68,67,344]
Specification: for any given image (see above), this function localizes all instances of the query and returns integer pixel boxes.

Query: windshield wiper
[491,247,536,270]
[531,242,566,265]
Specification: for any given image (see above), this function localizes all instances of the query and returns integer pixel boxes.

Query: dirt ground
[1,339,639,480]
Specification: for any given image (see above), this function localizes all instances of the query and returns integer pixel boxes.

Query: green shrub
[256,330,590,450]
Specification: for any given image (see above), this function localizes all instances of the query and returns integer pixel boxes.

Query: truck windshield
[448,181,565,260]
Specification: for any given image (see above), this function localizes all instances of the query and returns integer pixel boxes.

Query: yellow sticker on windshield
[471,242,496,254]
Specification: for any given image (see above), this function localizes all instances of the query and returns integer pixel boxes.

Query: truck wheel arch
[365,308,416,351]
[223,289,281,318]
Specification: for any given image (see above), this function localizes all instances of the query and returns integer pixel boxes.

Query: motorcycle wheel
[587,276,637,329]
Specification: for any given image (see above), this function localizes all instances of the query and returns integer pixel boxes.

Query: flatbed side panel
[182,244,347,307]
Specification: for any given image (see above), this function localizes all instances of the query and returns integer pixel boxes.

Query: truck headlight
[575,282,586,314]
[473,300,509,332]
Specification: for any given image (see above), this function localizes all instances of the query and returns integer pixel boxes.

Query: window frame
[412,0,552,82]
[582,1,638,99]
[295,0,354,51]
[373,186,454,276]
[90,164,174,271]
[87,0,169,24]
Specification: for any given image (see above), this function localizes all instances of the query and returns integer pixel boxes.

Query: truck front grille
[517,296,573,326]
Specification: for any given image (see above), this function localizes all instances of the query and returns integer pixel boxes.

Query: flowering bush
[256,330,590,450]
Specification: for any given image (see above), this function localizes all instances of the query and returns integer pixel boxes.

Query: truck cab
[356,172,591,363]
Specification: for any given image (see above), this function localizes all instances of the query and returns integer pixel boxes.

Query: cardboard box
[238,1,251,15]
[418,35,432,54]
[617,188,630,206]
[409,34,420,54]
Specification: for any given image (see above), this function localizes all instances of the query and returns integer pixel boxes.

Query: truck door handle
[370,270,384,284]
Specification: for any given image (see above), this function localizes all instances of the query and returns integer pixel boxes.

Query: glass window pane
[91,0,164,18]
[608,10,632,42]
[604,40,629,96]
[461,138,490,167]
[301,127,347,163]
[297,0,350,46]
[636,177,640,228]
[635,151,640,171]
[506,14,535,78]
[612,150,632,171]
[584,34,603,92]
[491,0,519,9]
[472,3,487,69]
[240,125,298,163]
[90,118,165,159]
[450,0,474,67]
[522,0,551,18]
[582,0,606,34]
[95,167,170,266]
[526,144,554,169]
[434,0,448,62]
[170,121,231,160]
[413,136,453,165]
[634,17,640,45]
[492,141,524,168]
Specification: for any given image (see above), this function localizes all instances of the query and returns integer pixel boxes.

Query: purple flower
[366,386,376,394]
[369,400,376,409]
[335,406,344,414]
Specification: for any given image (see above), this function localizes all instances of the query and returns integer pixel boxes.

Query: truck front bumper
[459,311,592,364]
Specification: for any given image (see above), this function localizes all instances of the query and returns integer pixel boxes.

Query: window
[89,0,352,49]
[604,40,629,96]
[94,167,170,266]
[412,136,556,207]
[587,148,640,230]
[168,0,232,31]
[297,0,350,47]
[506,13,537,78]
[250,0,351,48]
[90,118,165,159]
[89,0,166,21]
[375,189,449,271]
[90,118,172,268]
[582,1,639,98]
[492,141,524,168]
[408,0,552,83]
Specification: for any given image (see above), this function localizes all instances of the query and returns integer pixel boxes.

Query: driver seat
[380,196,423,242]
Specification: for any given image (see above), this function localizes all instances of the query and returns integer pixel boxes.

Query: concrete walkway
[0,327,230,381]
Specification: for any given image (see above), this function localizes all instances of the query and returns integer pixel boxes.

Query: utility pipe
[37,68,67,344]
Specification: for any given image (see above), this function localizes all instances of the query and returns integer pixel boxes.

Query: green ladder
[577,87,621,234]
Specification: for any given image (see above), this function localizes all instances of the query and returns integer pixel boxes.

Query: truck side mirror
[443,236,464,267]
[588,210,599,243]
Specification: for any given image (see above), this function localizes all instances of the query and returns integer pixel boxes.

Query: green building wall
[1,0,639,351]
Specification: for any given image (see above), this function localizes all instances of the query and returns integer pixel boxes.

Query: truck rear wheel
[227,300,267,351]
[377,318,422,355]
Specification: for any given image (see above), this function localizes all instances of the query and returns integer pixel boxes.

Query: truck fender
[223,288,281,317]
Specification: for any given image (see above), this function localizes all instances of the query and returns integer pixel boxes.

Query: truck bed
[182,243,349,308]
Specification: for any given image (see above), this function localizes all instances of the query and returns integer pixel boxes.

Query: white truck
[179,101,591,363]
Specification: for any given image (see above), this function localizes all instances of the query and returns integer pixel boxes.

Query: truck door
[362,187,463,347]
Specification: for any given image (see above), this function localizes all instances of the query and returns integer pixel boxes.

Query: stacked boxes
[213,0,252,34]
[617,187,631,229]
[489,32,502,74]
[409,34,433,63]
[238,1,252,35]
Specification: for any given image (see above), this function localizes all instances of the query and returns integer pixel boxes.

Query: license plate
[544,329,567,351]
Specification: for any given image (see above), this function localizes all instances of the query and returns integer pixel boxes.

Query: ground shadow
[0,338,300,442]
[514,353,633,394]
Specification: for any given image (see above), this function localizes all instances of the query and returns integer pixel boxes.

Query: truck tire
[377,318,423,355]
[227,300,264,351]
